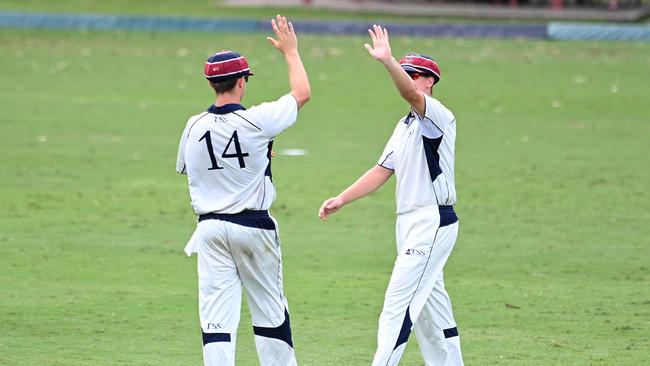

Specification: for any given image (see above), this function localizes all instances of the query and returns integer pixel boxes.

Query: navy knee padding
[253,309,294,348]
[202,331,231,345]
[393,307,413,350]
[443,327,459,338]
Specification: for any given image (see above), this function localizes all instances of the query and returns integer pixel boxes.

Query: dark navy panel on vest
[265,141,274,179]
[422,136,443,181]
[393,307,413,350]
[443,327,459,338]
[253,309,293,348]
[202,331,231,345]
[199,210,276,230]
[403,112,414,125]
[207,103,246,115]
[439,206,458,228]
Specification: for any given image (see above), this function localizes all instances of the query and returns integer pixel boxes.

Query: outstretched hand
[318,197,344,221]
[364,24,393,64]
[267,14,298,54]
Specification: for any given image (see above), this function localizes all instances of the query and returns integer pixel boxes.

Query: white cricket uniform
[373,94,463,366]
[176,94,299,366]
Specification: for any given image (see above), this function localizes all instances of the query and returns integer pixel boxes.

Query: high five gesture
[364,24,393,64]
[267,15,310,109]
[267,15,298,54]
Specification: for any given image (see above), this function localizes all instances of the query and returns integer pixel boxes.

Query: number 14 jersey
[176,94,298,215]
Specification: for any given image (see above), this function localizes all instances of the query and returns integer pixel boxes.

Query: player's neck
[215,93,243,107]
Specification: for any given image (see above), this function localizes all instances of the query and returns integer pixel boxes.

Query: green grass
[0,0,545,24]
[1,27,649,365]
[0,0,449,22]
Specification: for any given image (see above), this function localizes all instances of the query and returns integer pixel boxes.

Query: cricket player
[176,15,310,366]
[319,25,463,365]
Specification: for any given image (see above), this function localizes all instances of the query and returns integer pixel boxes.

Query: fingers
[282,16,289,33]
[374,24,382,38]
[276,14,289,34]
[271,19,280,37]
[319,198,339,220]
[318,201,329,220]
[276,14,283,34]
[368,27,378,43]
[267,37,279,48]
[272,15,295,38]
[364,43,373,54]
[368,24,389,46]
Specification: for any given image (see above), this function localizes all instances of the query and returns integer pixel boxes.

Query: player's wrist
[283,49,299,57]
[381,56,396,67]
[334,195,346,206]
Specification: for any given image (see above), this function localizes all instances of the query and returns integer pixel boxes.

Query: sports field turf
[1,17,649,366]
[0,0,479,24]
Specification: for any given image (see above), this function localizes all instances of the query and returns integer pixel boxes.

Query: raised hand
[267,14,298,54]
[364,24,392,64]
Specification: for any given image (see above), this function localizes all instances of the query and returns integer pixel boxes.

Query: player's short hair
[210,78,238,94]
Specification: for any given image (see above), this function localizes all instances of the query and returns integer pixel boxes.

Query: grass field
[0,0,481,24]
[1,14,649,366]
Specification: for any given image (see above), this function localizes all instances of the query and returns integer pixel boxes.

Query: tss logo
[405,248,426,256]
[207,323,223,330]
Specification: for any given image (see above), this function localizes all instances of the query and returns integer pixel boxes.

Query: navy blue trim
[393,307,413,350]
[202,331,231,345]
[265,141,274,179]
[185,112,209,141]
[253,309,293,348]
[198,210,275,230]
[377,163,394,171]
[422,135,443,182]
[232,111,262,131]
[439,205,458,228]
[379,151,394,169]
[443,327,459,338]
[403,112,414,125]
[207,103,246,115]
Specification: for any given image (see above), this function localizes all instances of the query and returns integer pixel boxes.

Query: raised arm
[364,25,425,117]
[319,165,393,220]
[267,15,311,109]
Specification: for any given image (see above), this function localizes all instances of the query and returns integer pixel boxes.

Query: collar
[404,110,415,125]
[207,103,246,115]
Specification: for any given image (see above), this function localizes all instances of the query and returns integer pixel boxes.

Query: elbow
[300,88,311,104]
[294,87,311,108]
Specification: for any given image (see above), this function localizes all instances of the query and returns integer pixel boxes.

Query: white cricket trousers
[372,205,463,366]
[190,212,297,366]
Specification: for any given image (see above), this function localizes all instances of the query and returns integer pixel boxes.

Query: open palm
[364,24,392,63]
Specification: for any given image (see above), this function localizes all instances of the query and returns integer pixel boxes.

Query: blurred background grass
[0,2,649,365]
